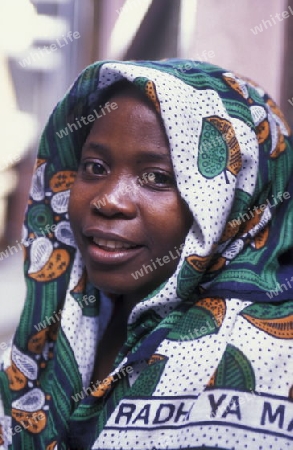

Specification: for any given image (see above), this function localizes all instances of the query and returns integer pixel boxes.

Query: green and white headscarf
[1,59,293,449]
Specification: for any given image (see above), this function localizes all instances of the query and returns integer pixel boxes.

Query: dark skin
[68,86,193,381]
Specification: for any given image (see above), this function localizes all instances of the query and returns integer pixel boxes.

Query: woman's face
[69,87,193,305]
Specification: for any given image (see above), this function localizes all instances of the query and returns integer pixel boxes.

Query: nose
[90,176,137,218]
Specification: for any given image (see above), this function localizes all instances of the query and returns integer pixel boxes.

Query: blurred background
[0,0,293,354]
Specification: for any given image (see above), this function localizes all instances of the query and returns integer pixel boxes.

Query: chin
[88,274,160,303]
[88,275,138,295]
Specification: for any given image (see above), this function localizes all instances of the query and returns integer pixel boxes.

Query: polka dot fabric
[0,59,293,450]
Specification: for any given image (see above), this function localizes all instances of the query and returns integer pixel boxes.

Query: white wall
[192,0,287,103]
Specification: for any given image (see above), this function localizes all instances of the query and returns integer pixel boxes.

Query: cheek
[68,182,85,230]
[68,186,77,220]
[163,195,193,234]
[143,195,193,249]
[180,200,194,234]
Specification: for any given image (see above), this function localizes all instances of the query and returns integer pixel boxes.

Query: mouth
[83,230,145,266]
[91,237,141,252]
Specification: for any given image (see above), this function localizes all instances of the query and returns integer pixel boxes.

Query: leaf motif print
[198,116,242,180]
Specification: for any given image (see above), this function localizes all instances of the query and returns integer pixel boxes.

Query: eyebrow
[82,142,172,163]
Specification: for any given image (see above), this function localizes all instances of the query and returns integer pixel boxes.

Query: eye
[80,161,108,176]
[152,171,173,185]
[139,170,175,188]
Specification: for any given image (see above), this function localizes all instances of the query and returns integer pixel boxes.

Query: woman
[0,59,293,450]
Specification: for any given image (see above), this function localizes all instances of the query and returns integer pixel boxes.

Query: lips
[82,228,145,264]
[92,237,138,251]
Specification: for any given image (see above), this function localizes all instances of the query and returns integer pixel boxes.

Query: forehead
[83,89,170,155]
[100,80,156,109]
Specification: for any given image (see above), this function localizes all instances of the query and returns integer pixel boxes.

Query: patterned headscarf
[1,59,293,449]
